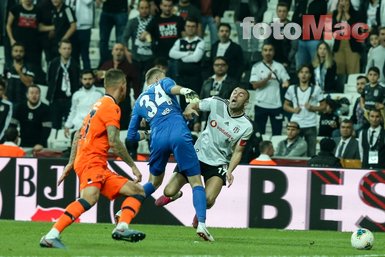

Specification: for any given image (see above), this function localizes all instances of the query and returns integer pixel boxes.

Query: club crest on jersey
[210,120,217,127]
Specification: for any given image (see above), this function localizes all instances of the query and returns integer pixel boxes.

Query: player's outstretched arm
[170,85,200,103]
[107,125,142,183]
[58,130,80,186]
[226,143,246,188]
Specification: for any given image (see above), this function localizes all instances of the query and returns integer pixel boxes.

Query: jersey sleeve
[161,77,177,94]
[198,97,214,112]
[239,123,253,146]
[285,85,295,102]
[127,103,142,142]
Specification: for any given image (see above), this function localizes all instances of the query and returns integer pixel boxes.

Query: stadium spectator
[275,121,307,157]
[377,0,385,27]
[199,56,237,127]
[64,70,103,141]
[360,66,385,122]
[67,0,95,69]
[332,0,363,76]
[197,0,228,45]
[351,75,368,134]
[249,140,277,165]
[233,0,267,24]
[96,43,140,130]
[360,0,380,32]
[0,126,25,157]
[211,23,244,81]
[318,97,340,137]
[284,64,326,157]
[0,79,13,141]
[1,0,18,66]
[366,27,385,84]
[10,85,51,152]
[125,67,214,241]
[122,0,153,86]
[250,42,290,136]
[312,41,338,93]
[3,43,34,106]
[97,0,128,66]
[359,109,385,169]
[267,1,295,69]
[176,0,202,34]
[6,0,40,66]
[308,137,342,168]
[47,39,80,130]
[169,16,205,108]
[40,69,146,249]
[142,0,184,61]
[292,0,327,69]
[155,87,253,228]
[367,31,379,64]
[36,0,56,63]
[38,0,77,59]
[334,119,360,160]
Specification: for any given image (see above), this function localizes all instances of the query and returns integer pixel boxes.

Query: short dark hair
[297,64,314,78]
[357,75,369,83]
[259,140,273,153]
[185,16,198,25]
[11,42,25,50]
[153,57,168,68]
[213,56,228,64]
[58,39,71,48]
[319,138,336,152]
[277,1,289,9]
[81,69,95,78]
[287,121,300,129]
[367,66,380,75]
[4,127,18,142]
[341,119,353,125]
[218,23,231,32]
[27,84,41,93]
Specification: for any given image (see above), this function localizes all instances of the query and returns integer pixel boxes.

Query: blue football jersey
[127,77,185,141]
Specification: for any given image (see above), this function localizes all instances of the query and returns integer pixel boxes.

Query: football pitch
[1,220,385,257]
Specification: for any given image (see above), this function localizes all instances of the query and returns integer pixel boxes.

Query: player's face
[218,26,230,43]
[185,21,197,37]
[356,78,366,94]
[27,87,40,105]
[139,1,150,18]
[213,59,228,76]
[262,45,274,62]
[340,122,353,139]
[369,111,381,127]
[59,42,72,59]
[160,0,173,16]
[367,71,379,84]
[229,87,248,110]
[81,73,94,89]
[12,46,25,61]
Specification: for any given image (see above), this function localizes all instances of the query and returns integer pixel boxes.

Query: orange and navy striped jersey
[74,95,120,172]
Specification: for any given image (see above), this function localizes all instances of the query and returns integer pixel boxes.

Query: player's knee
[164,186,177,197]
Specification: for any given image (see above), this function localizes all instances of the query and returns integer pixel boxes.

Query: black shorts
[175,161,228,186]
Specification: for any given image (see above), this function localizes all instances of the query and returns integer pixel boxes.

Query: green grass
[1,220,385,257]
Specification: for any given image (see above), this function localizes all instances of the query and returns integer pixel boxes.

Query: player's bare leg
[112,181,146,243]
[155,173,187,206]
[40,186,98,248]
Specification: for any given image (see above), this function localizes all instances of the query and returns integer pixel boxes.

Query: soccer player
[126,67,214,241]
[39,69,146,249]
[155,87,253,227]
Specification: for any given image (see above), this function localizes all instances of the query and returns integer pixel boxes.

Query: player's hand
[58,163,73,186]
[131,165,142,183]
[226,172,234,188]
[180,88,200,103]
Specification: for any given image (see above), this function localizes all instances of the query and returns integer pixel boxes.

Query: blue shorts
[148,124,200,177]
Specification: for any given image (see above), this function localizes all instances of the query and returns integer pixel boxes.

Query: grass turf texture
[1,220,385,257]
